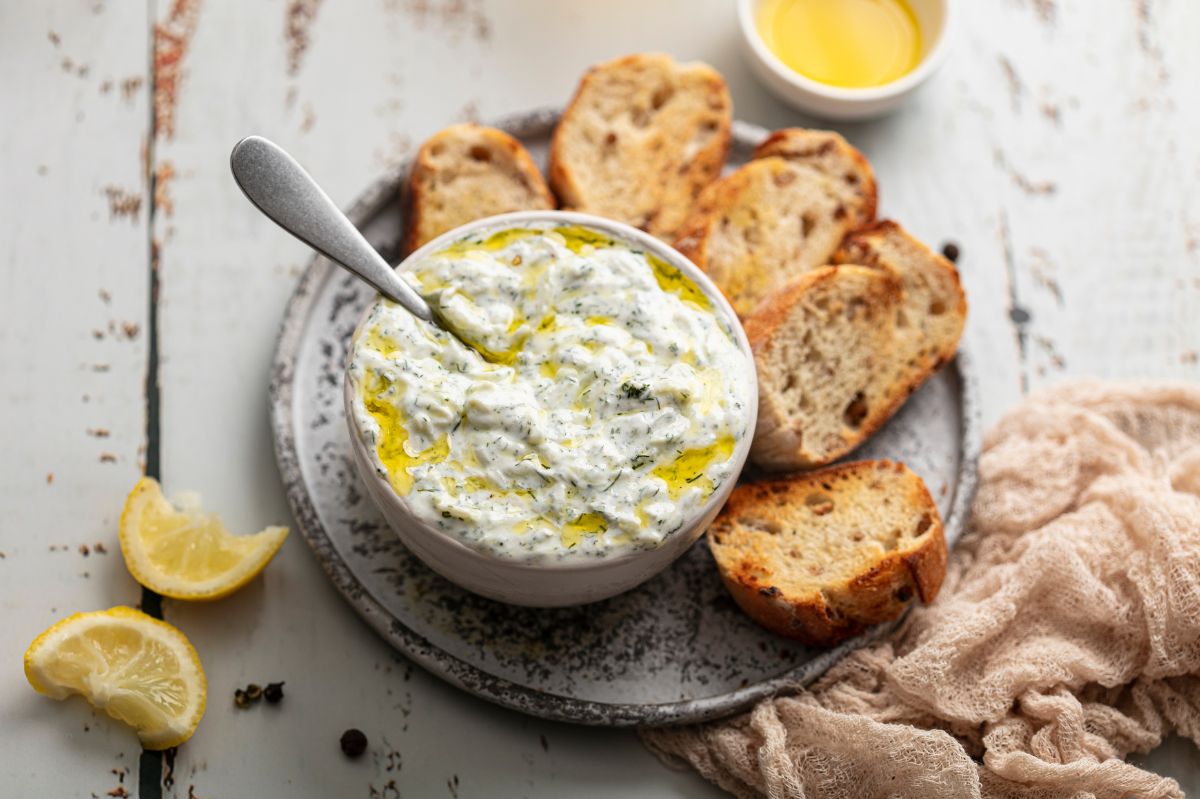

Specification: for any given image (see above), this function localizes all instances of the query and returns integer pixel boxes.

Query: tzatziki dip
[347,223,752,563]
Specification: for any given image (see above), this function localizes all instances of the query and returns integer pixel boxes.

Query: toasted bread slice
[833,220,967,383]
[674,129,876,317]
[707,460,947,647]
[403,124,554,255]
[745,265,902,470]
[748,222,967,470]
[548,53,731,239]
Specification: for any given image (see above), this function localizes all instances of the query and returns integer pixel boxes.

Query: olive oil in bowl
[757,0,922,89]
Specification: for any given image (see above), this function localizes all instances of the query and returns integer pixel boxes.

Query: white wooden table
[2,1,1197,796]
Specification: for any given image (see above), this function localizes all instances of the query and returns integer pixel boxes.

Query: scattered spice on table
[234,680,283,709]
[264,681,284,704]
[340,728,368,758]
[941,241,960,262]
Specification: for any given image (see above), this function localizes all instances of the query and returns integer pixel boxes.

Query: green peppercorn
[340,728,368,758]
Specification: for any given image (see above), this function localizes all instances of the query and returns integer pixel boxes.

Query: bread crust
[752,128,878,222]
[548,53,732,239]
[402,124,554,256]
[834,219,968,364]
[672,129,876,317]
[833,219,968,443]
[671,171,734,276]
[745,266,906,470]
[744,220,967,471]
[707,461,947,647]
[742,264,900,353]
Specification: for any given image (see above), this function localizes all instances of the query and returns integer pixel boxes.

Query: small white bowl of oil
[738,0,953,120]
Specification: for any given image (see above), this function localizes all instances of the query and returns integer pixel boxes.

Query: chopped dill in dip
[347,224,751,563]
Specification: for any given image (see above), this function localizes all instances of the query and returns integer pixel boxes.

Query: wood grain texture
[0,1,152,795]
[148,1,727,796]
[1,0,1197,795]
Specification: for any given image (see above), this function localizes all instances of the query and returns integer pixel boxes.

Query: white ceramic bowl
[344,211,758,607]
[737,0,954,120]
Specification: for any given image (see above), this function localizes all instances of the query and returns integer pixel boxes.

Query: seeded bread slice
[707,460,947,647]
[548,53,732,239]
[833,220,967,384]
[745,265,902,470]
[674,129,876,317]
[403,124,555,255]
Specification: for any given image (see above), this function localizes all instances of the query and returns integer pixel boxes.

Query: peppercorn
[264,681,285,704]
[340,728,368,758]
[245,683,263,702]
[234,689,251,709]
[941,241,961,263]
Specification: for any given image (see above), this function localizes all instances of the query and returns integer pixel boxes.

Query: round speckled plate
[269,109,981,727]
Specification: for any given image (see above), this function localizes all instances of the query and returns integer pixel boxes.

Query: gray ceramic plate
[269,109,981,727]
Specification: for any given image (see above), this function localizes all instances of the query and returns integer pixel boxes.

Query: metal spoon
[229,135,445,330]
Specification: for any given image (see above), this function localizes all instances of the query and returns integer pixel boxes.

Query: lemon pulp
[757,0,921,89]
[24,606,207,750]
[118,477,289,600]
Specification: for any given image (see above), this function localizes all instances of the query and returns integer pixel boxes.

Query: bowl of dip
[344,211,758,607]
[738,0,954,120]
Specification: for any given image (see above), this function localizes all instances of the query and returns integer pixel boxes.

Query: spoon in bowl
[229,135,476,352]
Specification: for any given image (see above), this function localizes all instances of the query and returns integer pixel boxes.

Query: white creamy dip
[347,224,751,563]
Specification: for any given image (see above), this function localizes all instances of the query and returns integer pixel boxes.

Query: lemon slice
[24,606,206,749]
[119,477,288,600]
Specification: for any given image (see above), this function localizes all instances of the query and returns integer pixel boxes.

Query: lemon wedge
[119,477,288,601]
[24,606,207,749]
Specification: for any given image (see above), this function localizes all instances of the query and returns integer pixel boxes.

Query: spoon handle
[229,135,434,323]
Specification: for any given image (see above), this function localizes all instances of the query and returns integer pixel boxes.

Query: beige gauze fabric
[642,382,1200,799]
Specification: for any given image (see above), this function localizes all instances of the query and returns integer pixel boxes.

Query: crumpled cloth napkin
[643,382,1200,799]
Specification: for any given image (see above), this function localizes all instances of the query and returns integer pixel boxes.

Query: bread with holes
[707,460,946,647]
[673,128,876,317]
[833,220,967,386]
[745,265,903,470]
[403,124,555,255]
[548,53,731,239]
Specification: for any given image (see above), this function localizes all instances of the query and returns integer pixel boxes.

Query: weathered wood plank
[958,0,1200,398]
[0,1,151,795]
[154,0,1200,794]
[5,0,1195,794]
[149,0,723,795]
